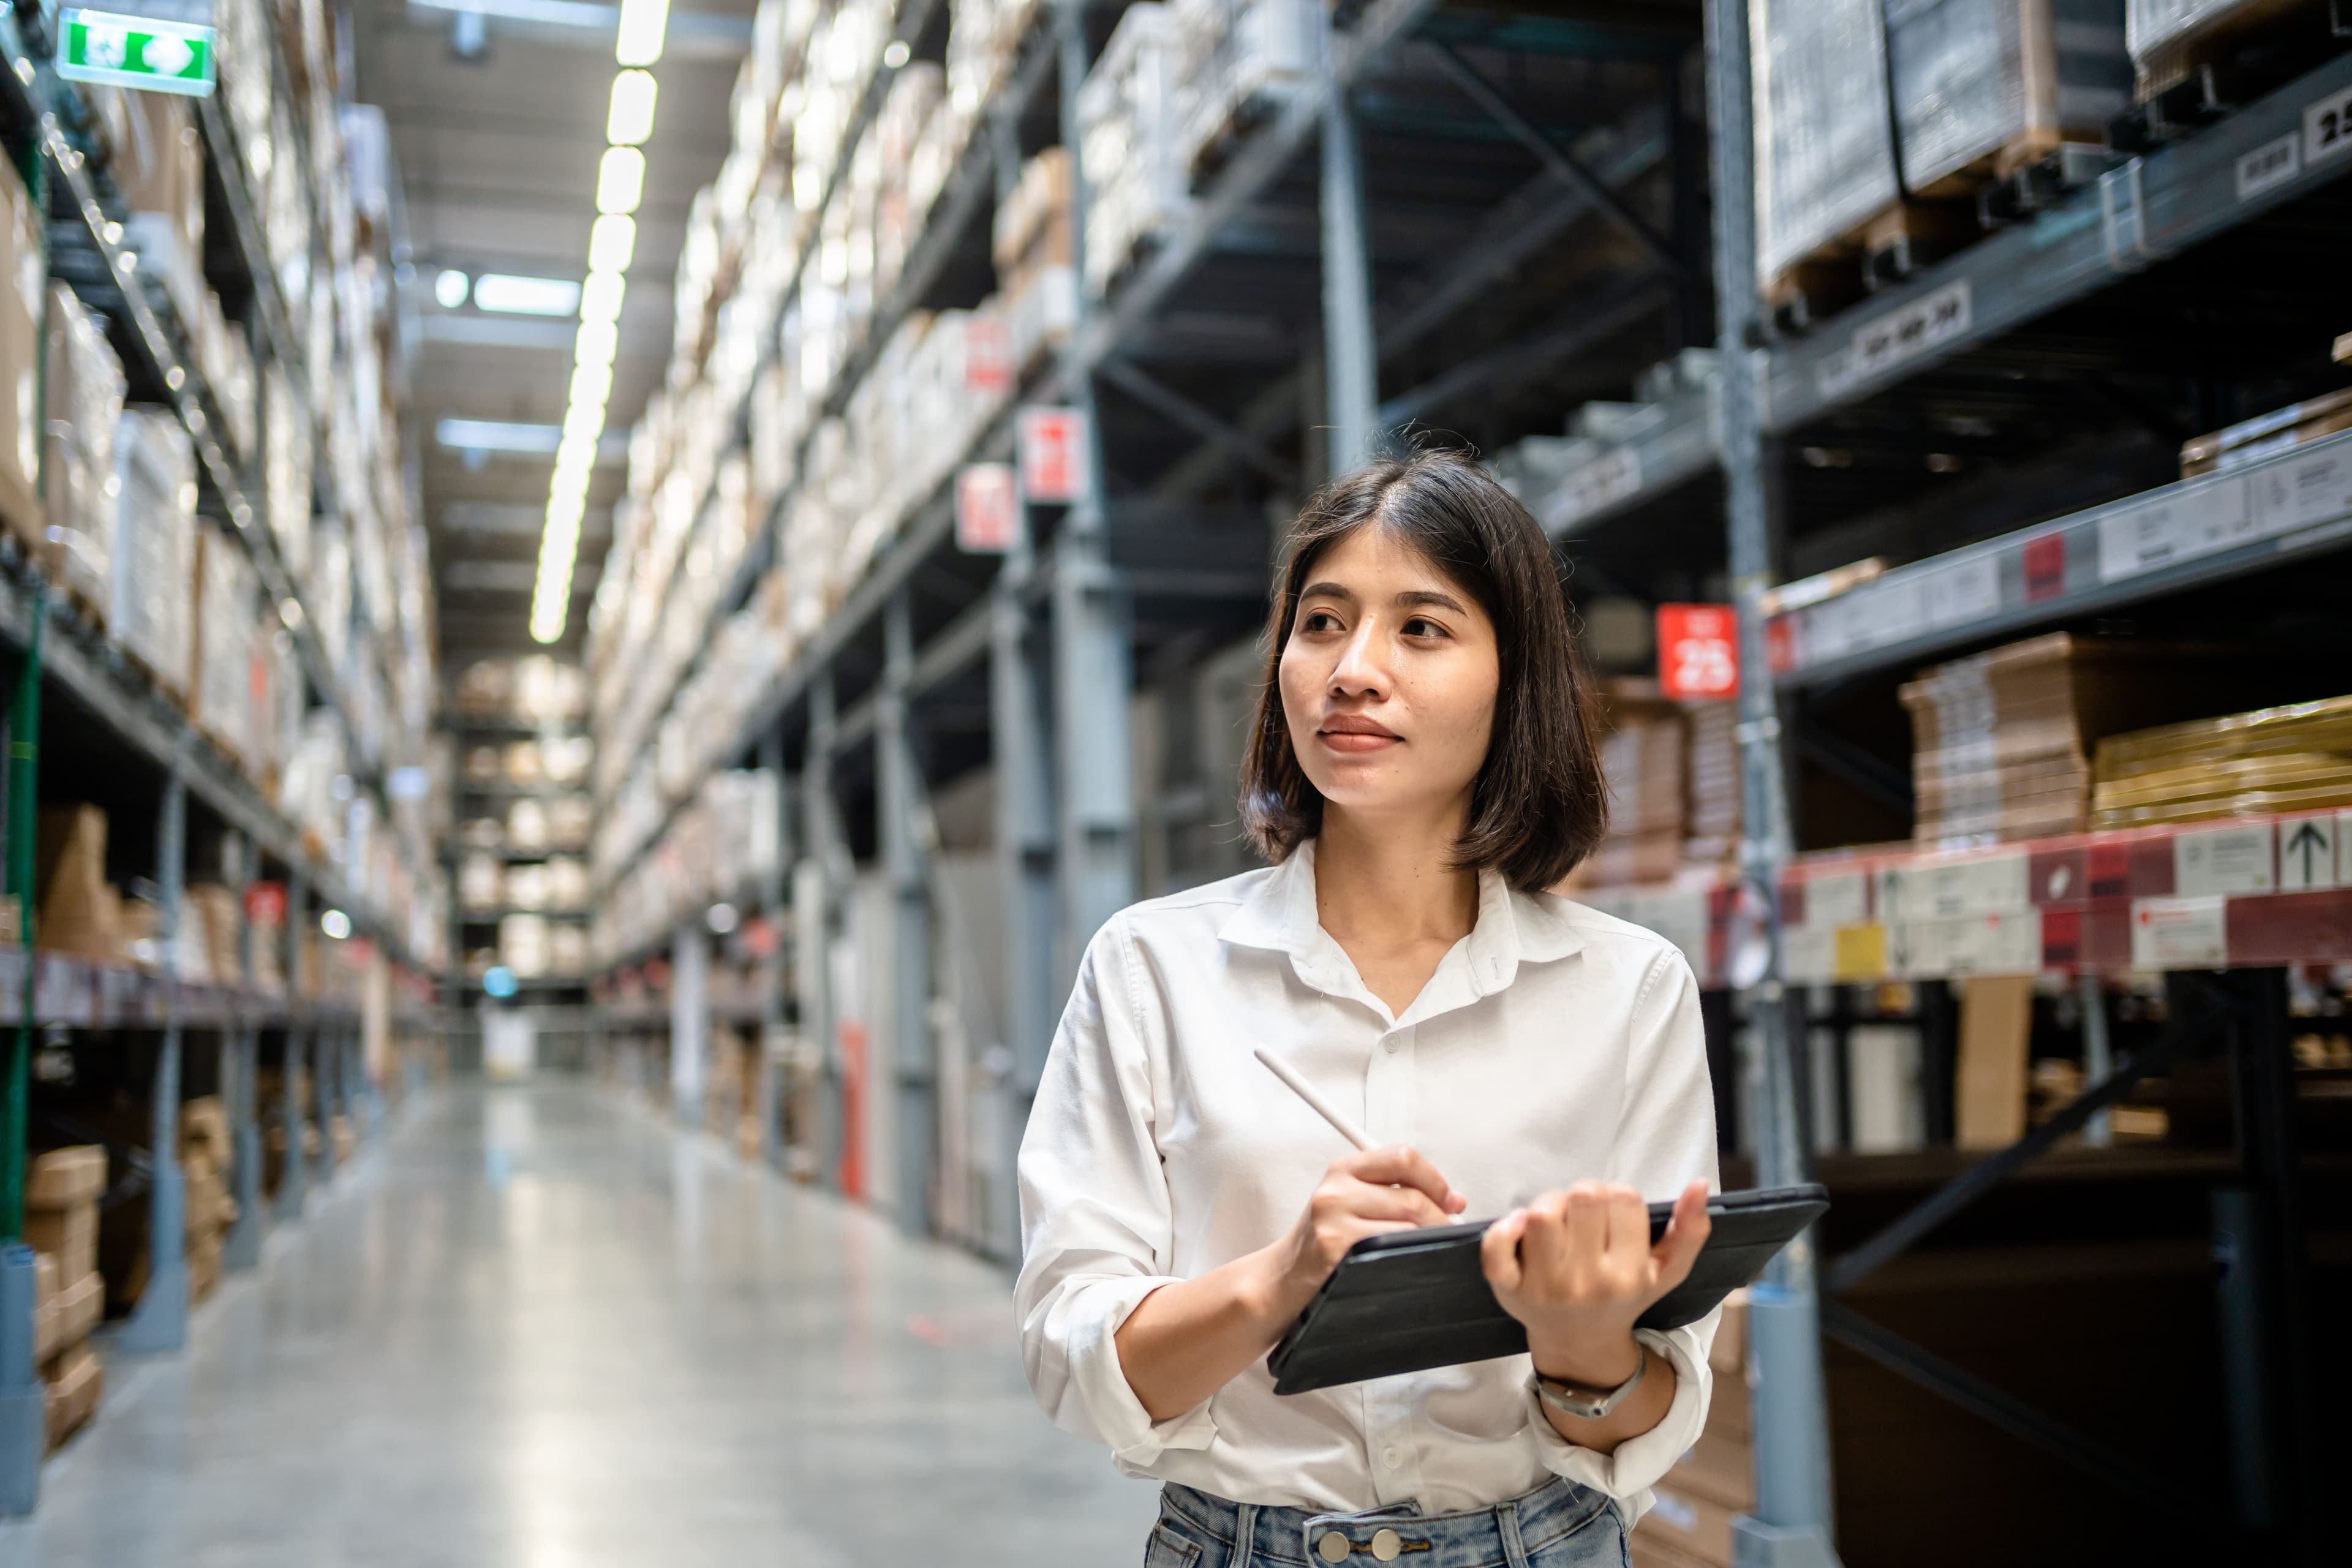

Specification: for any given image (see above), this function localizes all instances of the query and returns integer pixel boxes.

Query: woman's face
[1278,524,1501,831]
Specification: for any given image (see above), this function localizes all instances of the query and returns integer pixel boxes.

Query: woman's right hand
[1256,1146,1467,1320]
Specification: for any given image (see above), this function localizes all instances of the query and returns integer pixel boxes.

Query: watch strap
[1531,1346,1647,1420]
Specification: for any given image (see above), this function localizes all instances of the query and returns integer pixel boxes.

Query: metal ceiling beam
[1377,274,1669,428]
[1100,358,1298,488]
[1423,40,1686,278]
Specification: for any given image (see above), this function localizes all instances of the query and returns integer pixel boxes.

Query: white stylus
[1254,1045,1376,1152]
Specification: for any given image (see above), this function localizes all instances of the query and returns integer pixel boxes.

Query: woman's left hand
[1480,1179,1711,1387]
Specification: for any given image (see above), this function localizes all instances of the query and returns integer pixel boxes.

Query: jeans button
[1371,1529,1403,1562]
[1317,1530,1351,1562]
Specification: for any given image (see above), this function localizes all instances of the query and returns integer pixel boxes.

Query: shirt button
[1383,1036,1400,1054]
[1382,1445,1403,1468]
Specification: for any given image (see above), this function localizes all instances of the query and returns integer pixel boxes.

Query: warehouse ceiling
[350,0,752,663]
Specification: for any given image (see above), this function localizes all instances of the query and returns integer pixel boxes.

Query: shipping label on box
[1890,908,2042,979]
[1795,869,1870,926]
[1876,853,2027,922]
[2174,822,2274,896]
[2130,895,2228,970]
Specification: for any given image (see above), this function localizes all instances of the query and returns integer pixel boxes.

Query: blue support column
[121,769,187,1354]
[671,921,709,1131]
[312,1006,337,1182]
[756,734,791,1169]
[1052,0,1136,991]
[0,1245,41,1514]
[277,875,309,1220]
[225,835,262,1270]
[1319,14,1378,477]
[801,674,845,1189]
[1702,0,1842,1562]
[992,556,1057,1256]
[880,595,936,1235]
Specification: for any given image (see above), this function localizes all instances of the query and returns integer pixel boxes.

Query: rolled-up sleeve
[1014,916,1218,1469]
[1532,944,1722,1510]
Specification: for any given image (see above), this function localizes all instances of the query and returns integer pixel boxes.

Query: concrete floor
[0,1082,1153,1566]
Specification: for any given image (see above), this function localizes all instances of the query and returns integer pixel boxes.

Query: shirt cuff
[1065,1276,1221,1470]
[1524,1327,1710,1516]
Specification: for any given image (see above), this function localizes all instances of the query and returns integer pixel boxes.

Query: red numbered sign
[956,463,1020,554]
[1657,603,1740,699]
[1017,406,1090,504]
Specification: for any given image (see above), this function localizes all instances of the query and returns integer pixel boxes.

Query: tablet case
[1265,1185,1829,1396]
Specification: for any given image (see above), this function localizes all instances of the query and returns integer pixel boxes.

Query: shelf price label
[1656,603,1738,698]
[1017,406,1091,505]
[954,463,1020,554]
[58,9,218,97]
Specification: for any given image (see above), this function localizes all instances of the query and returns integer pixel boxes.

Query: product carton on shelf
[2126,0,2318,91]
[1079,2,1189,298]
[1167,0,1319,184]
[2092,692,2352,828]
[43,1342,101,1451]
[23,1146,105,1291]
[2179,388,2352,477]
[110,90,209,330]
[0,149,42,553]
[39,283,126,619]
[108,408,199,702]
[34,807,123,965]
[192,521,260,769]
[1751,0,1902,287]
[1883,0,2134,198]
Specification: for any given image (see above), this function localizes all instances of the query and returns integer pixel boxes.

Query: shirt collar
[1219,839,1586,997]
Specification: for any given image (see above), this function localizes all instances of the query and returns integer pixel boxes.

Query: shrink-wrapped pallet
[1751,0,1901,286]
[1079,2,1189,298]
[41,285,126,616]
[2127,0,2305,85]
[1885,0,2133,195]
[0,156,39,555]
[193,521,260,767]
[109,410,198,699]
[265,364,312,581]
[1168,0,1319,183]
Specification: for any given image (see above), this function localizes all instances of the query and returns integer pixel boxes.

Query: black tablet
[1265,1184,1828,1396]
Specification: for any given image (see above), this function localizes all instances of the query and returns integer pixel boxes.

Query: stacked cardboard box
[2179,388,2352,477]
[34,806,123,964]
[2092,693,2352,828]
[1683,699,1743,867]
[1578,682,1689,888]
[1167,0,1319,183]
[1884,0,2133,198]
[108,89,208,331]
[26,1147,106,1451]
[993,149,1077,375]
[0,148,42,554]
[193,521,260,769]
[1630,1293,1753,1568]
[1751,0,1902,288]
[1901,634,2278,845]
[2128,0,2321,92]
[109,409,199,701]
[179,1098,238,1304]
[1079,2,1189,299]
[41,284,127,617]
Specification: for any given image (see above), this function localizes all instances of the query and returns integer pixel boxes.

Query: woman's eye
[1403,617,1447,639]
[1301,609,1343,632]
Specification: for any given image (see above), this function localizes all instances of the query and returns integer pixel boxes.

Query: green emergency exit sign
[56,9,217,97]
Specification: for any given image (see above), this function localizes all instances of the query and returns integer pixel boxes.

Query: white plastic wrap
[1887,0,2132,193]
[42,284,125,616]
[1080,2,1190,298]
[108,409,197,698]
[194,519,259,766]
[1751,0,1901,284]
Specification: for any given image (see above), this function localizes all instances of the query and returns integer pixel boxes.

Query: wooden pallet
[1764,198,1978,334]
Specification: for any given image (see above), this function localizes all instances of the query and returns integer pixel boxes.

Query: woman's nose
[1329,625,1387,696]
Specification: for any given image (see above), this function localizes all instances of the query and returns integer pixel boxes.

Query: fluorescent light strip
[607,69,658,145]
[614,0,669,64]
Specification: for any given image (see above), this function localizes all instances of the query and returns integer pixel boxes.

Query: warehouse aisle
[0,1084,1151,1567]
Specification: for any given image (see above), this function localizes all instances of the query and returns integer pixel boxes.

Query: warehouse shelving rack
[0,9,440,1514]
[586,1,2347,1562]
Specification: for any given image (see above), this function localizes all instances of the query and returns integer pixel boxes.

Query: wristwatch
[1531,1347,1648,1420]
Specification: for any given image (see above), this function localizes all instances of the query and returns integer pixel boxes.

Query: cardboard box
[34,807,122,963]
[42,283,126,615]
[1641,1483,1735,1567]
[26,1146,106,1210]
[23,1204,97,1288]
[34,1269,102,1364]
[180,1096,232,1170]
[42,1342,101,1451]
[108,410,198,700]
[1887,0,2133,197]
[1957,973,2035,1148]
[192,523,260,765]
[0,149,42,549]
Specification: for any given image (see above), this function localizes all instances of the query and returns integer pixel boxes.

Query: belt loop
[1496,1498,1530,1568]
[1234,1501,1258,1568]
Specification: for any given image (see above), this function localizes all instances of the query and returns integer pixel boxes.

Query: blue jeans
[1146,1477,1629,1568]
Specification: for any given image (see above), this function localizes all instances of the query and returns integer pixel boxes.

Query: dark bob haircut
[1237,448,1609,892]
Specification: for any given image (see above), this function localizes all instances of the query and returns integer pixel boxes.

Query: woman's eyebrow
[1298,580,1355,603]
[1397,589,1468,613]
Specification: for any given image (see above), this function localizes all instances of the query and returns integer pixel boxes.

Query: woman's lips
[1318,717,1400,753]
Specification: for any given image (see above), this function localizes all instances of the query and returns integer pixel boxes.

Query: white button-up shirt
[1016,843,1721,1517]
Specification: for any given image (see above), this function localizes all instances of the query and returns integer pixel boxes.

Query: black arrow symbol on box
[2287,820,2328,884]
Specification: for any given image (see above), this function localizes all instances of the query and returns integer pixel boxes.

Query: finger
[1650,1180,1713,1291]
[1563,1181,1608,1266]
[1344,1145,1460,1213]
[1481,1209,1527,1292]
[1605,1185,1650,1267]
[1346,1185,1452,1228]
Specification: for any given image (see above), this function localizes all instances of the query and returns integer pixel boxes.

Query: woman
[1018,450,1719,1567]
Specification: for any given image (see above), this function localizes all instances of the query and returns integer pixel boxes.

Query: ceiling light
[575,318,620,368]
[569,361,614,410]
[587,214,636,273]
[607,69,658,145]
[434,268,470,308]
[883,39,910,69]
[436,417,563,454]
[472,273,583,317]
[579,269,626,324]
[596,146,645,214]
[614,0,669,66]
[563,402,606,442]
